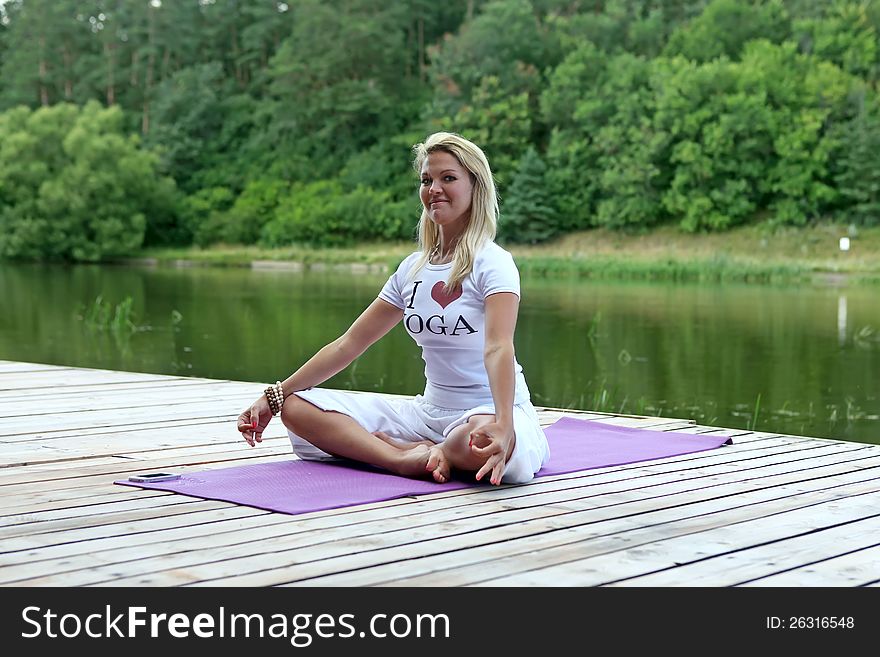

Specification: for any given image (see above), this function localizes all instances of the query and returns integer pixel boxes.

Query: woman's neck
[430,239,461,264]
[429,244,454,264]
[431,228,464,264]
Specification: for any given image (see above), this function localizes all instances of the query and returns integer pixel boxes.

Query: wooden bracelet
[274,381,284,411]
[265,380,285,416]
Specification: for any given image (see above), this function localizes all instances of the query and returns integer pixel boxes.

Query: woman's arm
[279,297,404,396]
[470,291,520,483]
[238,298,403,443]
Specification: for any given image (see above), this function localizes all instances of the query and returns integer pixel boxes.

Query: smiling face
[419,150,474,230]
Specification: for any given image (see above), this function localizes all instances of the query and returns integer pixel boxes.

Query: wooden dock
[1,360,879,587]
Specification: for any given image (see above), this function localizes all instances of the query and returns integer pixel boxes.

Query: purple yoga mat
[116,417,731,515]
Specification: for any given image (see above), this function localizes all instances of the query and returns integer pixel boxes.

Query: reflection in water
[0,263,877,444]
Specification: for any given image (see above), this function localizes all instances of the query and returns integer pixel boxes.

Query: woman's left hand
[468,422,515,486]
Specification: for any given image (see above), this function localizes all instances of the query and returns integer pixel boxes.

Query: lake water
[1,262,877,444]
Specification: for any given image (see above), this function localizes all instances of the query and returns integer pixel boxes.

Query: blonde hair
[410,132,498,292]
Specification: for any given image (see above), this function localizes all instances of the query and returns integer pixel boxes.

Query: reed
[77,296,137,335]
[748,393,762,431]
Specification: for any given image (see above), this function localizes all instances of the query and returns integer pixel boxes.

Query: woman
[237,132,549,485]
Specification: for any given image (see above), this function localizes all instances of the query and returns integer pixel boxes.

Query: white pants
[287,388,550,484]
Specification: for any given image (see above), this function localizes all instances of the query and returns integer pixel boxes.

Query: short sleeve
[475,244,520,299]
[378,252,418,309]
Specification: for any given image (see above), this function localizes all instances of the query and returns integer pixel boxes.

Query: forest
[1,0,878,261]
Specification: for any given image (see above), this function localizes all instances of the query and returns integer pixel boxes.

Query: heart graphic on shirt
[430,281,462,308]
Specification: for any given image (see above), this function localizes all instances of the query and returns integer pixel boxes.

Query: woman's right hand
[237,395,272,447]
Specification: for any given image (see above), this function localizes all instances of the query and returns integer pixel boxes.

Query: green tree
[425,0,553,153]
[664,0,790,62]
[180,186,236,247]
[0,0,96,109]
[656,41,855,231]
[656,57,767,231]
[592,55,668,229]
[144,62,228,195]
[0,101,177,260]
[542,46,666,230]
[540,42,607,230]
[497,147,559,243]
[545,0,680,58]
[339,130,425,203]
[261,181,414,247]
[793,1,879,82]
[428,0,549,107]
[218,178,289,245]
[236,0,293,90]
[832,92,880,226]
[3,0,877,253]
[432,75,532,186]
[267,0,419,179]
[193,93,283,190]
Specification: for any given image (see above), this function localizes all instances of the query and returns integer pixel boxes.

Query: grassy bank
[134,222,880,284]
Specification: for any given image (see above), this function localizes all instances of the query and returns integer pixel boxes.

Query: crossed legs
[281,395,507,484]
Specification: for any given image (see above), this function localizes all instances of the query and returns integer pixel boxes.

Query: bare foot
[425,445,451,483]
[394,444,431,477]
[394,444,451,483]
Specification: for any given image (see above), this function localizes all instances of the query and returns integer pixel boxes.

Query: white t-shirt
[378,241,531,408]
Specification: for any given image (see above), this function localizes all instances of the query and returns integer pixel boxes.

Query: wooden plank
[0,415,233,445]
[604,505,880,588]
[0,452,135,473]
[615,516,880,587]
[0,443,84,465]
[475,489,880,587]
[0,378,219,402]
[317,472,880,588]
[185,468,880,587]
[0,381,261,418]
[40,451,880,586]
[0,438,265,471]
[0,434,801,571]
[0,498,245,541]
[0,420,282,469]
[0,417,239,448]
[0,429,292,472]
[0,486,173,517]
[0,397,254,436]
[0,493,223,531]
[2,360,876,588]
[0,368,182,391]
[0,362,72,374]
[0,440,292,501]
[3,440,864,580]
[358,476,880,589]
[0,505,269,555]
[4,472,860,586]
[0,448,295,497]
[737,542,880,586]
